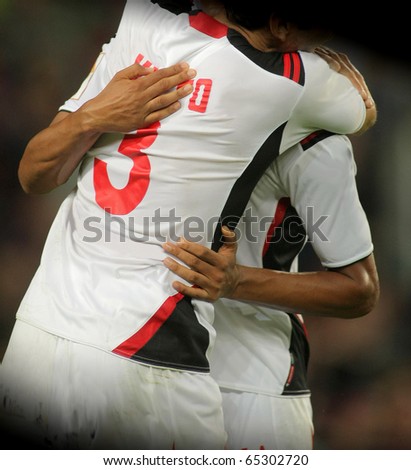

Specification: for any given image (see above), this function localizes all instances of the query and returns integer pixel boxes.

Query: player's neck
[200,1,275,52]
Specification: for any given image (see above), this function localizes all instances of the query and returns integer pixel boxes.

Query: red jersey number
[93,122,159,215]
[93,78,212,215]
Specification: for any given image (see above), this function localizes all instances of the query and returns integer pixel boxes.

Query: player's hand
[162,226,240,301]
[315,46,375,110]
[79,62,196,133]
[316,46,377,134]
[315,47,375,110]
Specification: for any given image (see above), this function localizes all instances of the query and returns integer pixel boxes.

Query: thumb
[220,226,237,254]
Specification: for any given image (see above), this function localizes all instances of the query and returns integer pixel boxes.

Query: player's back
[66,0,365,258]
[16,1,365,369]
[74,1,308,257]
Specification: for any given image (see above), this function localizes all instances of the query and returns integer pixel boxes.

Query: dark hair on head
[151,0,193,14]
[220,1,333,32]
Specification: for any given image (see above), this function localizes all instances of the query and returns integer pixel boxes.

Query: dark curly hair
[152,1,334,34]
[220,1,333,32]
[151,0,193,14]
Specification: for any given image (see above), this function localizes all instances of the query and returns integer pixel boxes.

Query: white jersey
[210,132,374,396]
[16,1,366,374]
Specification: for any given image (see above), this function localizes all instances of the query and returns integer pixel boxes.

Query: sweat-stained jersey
[15,0,367,374]
[210,132,374,397]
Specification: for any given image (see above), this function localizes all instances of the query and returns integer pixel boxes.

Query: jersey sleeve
[278,134,373,268]
[58,43,112,113]
[281,52,366,152]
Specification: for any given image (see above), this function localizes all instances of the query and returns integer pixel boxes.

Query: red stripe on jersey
[283,53,292,79]
[189,12,228,38]
[294,313,309,338]
[283,53,303,83]
[262,197,291,257]
[112,292,184,358]
[291,52,301,82]
[300,131,320,147]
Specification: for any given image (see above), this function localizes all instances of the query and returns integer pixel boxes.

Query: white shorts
[221,388,314,450]
[0,320,227,450]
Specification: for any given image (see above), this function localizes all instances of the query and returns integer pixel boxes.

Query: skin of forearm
[18,111,101,194]
[231,265,378,319]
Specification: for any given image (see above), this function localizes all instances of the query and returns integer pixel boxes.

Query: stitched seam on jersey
[129,354,210,373]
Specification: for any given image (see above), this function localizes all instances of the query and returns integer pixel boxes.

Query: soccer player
[0,0,375,449]
[162,131,380,449]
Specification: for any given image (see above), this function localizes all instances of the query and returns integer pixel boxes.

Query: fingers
[315,47,375,109]
[134,62,196,124]
[143,62,197,98]
[117,61,196,106]
[171,281,211,301]
[162,257,215,300]
[163,242,219,281]
[116,61,196,86]
[221,225,237,247]
[163,256,208,288]
[162,233,239,301]
[116,62,155,80]
[163,238,223,268]
[143,81,194,123]
[163,258,219,302]
[315,47,341,72]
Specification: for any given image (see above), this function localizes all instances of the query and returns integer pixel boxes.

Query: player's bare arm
[162,230,380,319]
[316,46,377,134]
[18,62,196,194]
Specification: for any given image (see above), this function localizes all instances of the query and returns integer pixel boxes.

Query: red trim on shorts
[283,54,292,79]
[291,52,301,82]
[112,292,184,358]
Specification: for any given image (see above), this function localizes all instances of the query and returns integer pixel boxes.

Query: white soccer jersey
[16,1,366,373]
[210,132,374,396]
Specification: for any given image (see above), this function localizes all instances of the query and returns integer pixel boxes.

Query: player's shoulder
[122,0,175,23]
[298,50,334,79]
[275,132,354,181]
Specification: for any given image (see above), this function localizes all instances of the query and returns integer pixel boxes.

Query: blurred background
[1,0,410,450]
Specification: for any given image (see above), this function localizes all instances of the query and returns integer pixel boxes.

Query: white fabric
[221,389,314,450]
[210,135,373,398]
[1,1,369,450]
[16,0,365,357]
[230,134,374,271]
[0,320,226,449]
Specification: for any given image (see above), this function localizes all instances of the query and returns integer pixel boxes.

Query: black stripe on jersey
[300,130,335,151]
[283,314,310,396]
[212,123,286,251]
[227,29,305,84]
[262,203,307,271]
[132,296,211,373]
